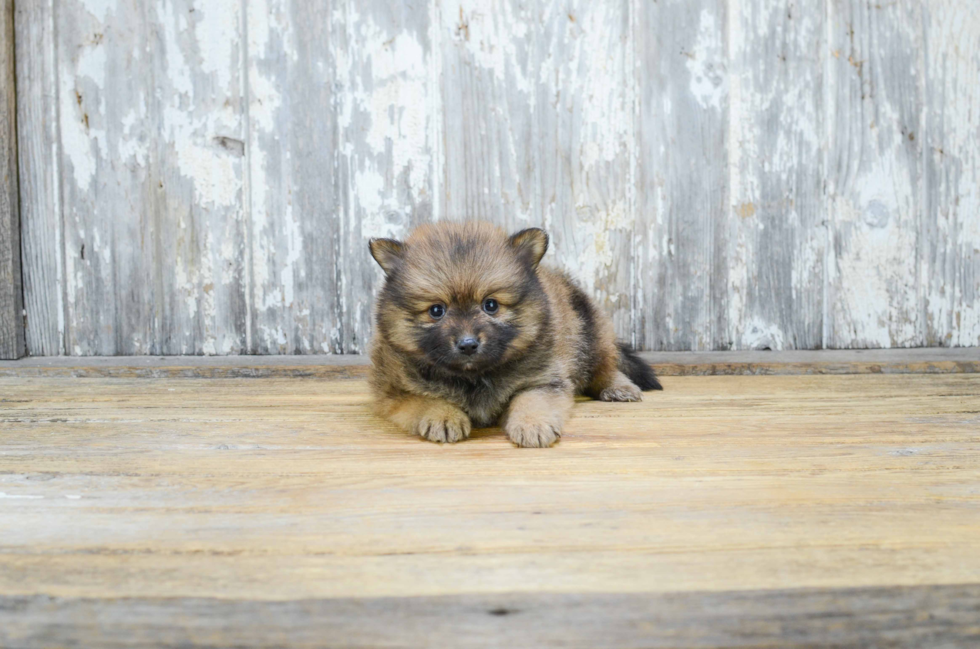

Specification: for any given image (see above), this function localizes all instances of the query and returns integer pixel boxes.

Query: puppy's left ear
[369,238,404,276]
[509,228,549,268]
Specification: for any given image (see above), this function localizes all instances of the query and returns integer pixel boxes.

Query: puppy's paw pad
[600,383,642,402]
[417,412,471,444]
[506,422,561,448]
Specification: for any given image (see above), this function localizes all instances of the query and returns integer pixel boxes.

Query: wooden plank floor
[1,371,980,647]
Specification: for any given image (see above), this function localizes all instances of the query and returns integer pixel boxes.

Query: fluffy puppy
[368,221,661,448]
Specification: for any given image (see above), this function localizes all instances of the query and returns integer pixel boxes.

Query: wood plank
[922,2,980,347]
[0,374,978,599]
[727,0,825,350]
[2,372,979,643]
[245,0,340,354]
[439,0,634,339]
[334,0,437,352]
[634,0,729,351]
[3,584,980,648]
[825,0,924,348]
[1,348,979,378]
[13,0,62,356]
[0,0,23,360]
[55,0,248,355]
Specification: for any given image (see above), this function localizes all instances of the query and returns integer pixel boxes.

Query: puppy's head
[370,222,549,375]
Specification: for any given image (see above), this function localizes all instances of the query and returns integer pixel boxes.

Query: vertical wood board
[922,1,980,347]
[55,0,248,355]
[634,0,730,351]
[14,0,63,356]
[726,0,825,350]
[246,0,340,354]
[336,0,437,353]
[0,0,24,360]
[825,0,924,348]
[440,0,635,340]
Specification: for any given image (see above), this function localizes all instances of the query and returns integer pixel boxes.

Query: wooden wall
[13,0,980,355]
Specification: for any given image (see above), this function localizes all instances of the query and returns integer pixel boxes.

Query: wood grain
[2,348,979,378]
[1,372,979,645]
[12,0,980,355]
[440,0,634,339]
[825,0,924,348]
[0,0,23,360]
[634,0,729,351]
[53,0,249,355]
[922,1,980,347]
[3,585,980,648]
[13,0,61,356]
[1,374,978,595]
[727,0,825,350]
[336,0,436,353]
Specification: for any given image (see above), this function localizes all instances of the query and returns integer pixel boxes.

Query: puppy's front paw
[505,416,561,448]
[416,407,471,444]
[600,381,642,402]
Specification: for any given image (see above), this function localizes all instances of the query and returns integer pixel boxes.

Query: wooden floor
[1,368,980,647]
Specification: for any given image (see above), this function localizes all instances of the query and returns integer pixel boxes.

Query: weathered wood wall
[13,0,980,355]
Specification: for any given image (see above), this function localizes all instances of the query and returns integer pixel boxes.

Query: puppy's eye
[482,298,499,315]
[428,304,446,319]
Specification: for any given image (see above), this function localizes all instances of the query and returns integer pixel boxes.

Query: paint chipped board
[825,0,924,349]
[334,0,437,354]
[634,0,729,351]
[245,0,342,354]
[727,0,825,351]
[922,2,980,348]
[439,0,635,340]
[0,0,23,360]
[54,0,249,355]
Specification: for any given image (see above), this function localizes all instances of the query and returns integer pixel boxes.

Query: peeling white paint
[22,0,980,355]
[686,9,727,111]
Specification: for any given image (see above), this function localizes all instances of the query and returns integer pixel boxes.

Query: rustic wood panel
[0,0,23,360]
[1,373,979,643]
[13,0,62,356]
[634,0,730,351]
[335,0,436,353]
[54,0,248,355]
[825,0,924,348]
[13,0,980,355]
[727,0,825,350]
[245,0,340,354]
[922,1,980,347]
[440,0,634,339]
[4,585,980,648]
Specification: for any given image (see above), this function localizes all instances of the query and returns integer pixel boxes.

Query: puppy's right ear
[509,228,549,268]
[369,238,404,276]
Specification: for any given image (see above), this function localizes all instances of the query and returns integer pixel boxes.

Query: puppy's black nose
[457,337,479,355]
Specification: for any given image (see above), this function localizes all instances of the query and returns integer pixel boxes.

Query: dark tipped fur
[368,221,662,448]
[617,343,663,391]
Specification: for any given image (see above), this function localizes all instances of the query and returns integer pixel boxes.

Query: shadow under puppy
[368,221,661,448]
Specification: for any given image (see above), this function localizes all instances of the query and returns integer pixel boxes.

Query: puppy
[368,221,661,448]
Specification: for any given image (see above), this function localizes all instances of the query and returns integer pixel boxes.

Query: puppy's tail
[617,343,663,391]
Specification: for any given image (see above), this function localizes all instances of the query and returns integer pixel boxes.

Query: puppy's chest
[438,376,517,426]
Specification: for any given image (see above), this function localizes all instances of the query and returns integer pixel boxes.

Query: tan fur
[369,221,655,448]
